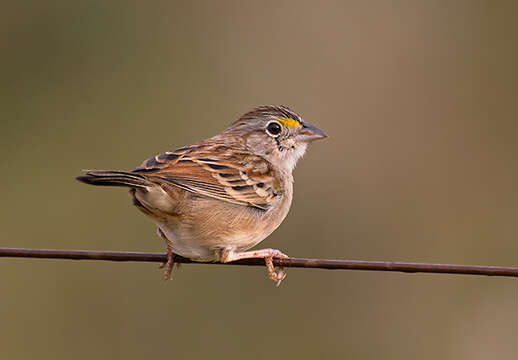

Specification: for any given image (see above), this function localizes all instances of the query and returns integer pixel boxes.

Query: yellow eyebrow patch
[276,117,300,128]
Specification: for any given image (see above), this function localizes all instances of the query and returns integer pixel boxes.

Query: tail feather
[76,170,151,188]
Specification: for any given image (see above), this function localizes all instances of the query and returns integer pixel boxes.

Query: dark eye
[266,122,282,136]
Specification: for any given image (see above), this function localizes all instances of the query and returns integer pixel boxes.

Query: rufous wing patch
[131,143,279,210]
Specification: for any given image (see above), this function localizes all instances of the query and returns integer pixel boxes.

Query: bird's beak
[296,122,328,142]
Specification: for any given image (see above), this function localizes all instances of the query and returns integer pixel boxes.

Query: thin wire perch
[1,247,518,278]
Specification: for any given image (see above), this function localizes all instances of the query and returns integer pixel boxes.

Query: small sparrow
[77,105,326,285]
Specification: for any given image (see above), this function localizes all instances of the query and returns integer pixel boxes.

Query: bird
[77,105,327,285]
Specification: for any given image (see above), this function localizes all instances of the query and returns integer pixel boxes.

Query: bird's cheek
[282,137,297,150]
[245,133,269,153]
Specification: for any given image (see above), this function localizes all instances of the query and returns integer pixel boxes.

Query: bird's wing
[132,144,279,210]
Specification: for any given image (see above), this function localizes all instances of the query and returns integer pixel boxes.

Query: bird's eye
[266,122,282,136]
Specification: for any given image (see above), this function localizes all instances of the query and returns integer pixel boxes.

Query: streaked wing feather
[132,144,278,210]
[132,146,196,172]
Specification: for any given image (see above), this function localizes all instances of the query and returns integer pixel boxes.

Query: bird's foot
[220,248,289,287]
[264,252,288,287]
[159,249,177,281]
[157,227,178,280]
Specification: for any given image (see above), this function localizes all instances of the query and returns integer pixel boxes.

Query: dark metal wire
[2,247,518,278]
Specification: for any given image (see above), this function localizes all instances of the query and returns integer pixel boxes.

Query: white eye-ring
[266,121,282,137]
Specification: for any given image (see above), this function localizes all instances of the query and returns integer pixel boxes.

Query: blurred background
[2,1,518,359]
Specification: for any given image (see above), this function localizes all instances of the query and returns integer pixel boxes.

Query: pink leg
[157,228,178,280]
[220,248,289,286]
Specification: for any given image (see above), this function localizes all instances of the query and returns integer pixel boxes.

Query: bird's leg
[220,248,289,286]
[157,228,177,280]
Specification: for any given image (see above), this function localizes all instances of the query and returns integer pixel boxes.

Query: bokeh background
[2,1,518,359]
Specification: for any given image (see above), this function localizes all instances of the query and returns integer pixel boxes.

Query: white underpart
[277,142,308,173]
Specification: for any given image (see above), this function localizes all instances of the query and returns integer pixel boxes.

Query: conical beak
[296,122,328,142]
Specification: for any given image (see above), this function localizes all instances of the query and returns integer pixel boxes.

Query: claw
[275,267,286,287]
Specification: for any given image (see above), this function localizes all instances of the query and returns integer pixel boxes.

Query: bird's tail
[76,170,152,189]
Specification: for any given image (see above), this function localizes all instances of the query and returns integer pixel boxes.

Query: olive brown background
[2,1,518,359]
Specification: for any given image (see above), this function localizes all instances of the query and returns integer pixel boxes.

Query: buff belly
[132,186,290,261]
[157,222,269,261]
